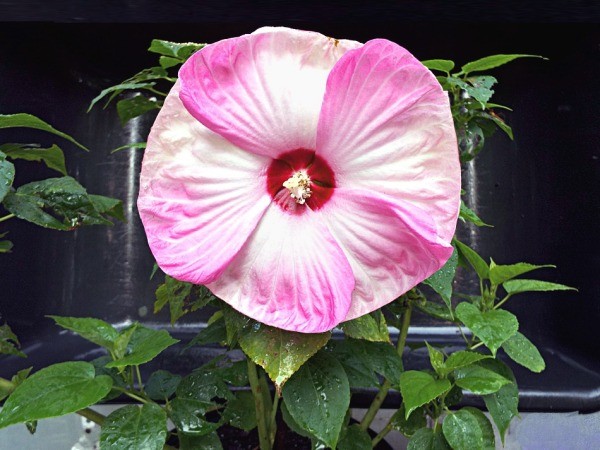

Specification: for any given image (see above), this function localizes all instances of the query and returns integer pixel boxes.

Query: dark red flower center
[266,149,335,213]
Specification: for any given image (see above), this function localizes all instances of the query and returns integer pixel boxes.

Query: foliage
[0,41,574,450]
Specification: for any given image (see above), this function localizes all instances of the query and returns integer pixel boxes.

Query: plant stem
[360,304,413,431]
[77,407,106,426]
[470,341,484,350]
[269,392,279,446]
[0,377,14,392]
[247,358,272,450]
[372,421,393,447]
[494,294,512,310]
[0,213,15,224]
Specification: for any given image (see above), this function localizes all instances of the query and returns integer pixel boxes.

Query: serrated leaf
[223,391,257,432]
[106,325,179,368]
[0,151,15,203]
[454,364,511,395]
[0,362,112,429]
[455,303,518,356]
[416,301,455,322]
[179,431,223,450]
[225,307,330,388]
[390,405,427,437]
[421,59,455,73]
[442,409,483,450]
[177,370,233,403]
[186,318,227,349]
[408,427,451,450]
[399,371,452,419]
[100,403,167,450]
[0,323,25,357]
[0,114,88,151]
[1,143,67,175]
[502,279,576,295]
[116,95,161,125]
[282,351,350,449]
[502,331,545,372]
[426,342,445,375]
[145,370,181,401]
[463,407,495,450]
[148,39,204,60]
[168,398,220,436]
[340,310,389,342]
[465,75,497,106]
[154,276,214,324]
[3,177,118,230]
[88,82,156,112]
[337,424,372,450]
[460,54,545,75]
[459,200,491,227]
[480,111,514,139]
[423,249,458,310]
[49,315,119,350]
[159,55,181,69]
[454,240,489,279]
[326,339,403,387]
[489,262,555,285]
[440,351,491,376]
[480,359,518,443]
[88,194,125,222]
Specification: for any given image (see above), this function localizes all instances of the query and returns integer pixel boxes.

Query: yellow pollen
[283,171,312,205]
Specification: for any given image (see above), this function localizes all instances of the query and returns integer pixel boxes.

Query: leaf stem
[494,294,512,310]
[76,407,106,426]
[371,421,393,447]
[135,365,144,393]
[360,304,413,431]
[247,358,272,450]
[0,213,15,223]
[269,392,279,446]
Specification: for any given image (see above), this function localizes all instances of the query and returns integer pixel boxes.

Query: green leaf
[177,370,233,404]
[455,303,518,356]
[145,370,181,401]
[440,351,491,376]
[480,359,518,443]
[423,249,458,310]
[48,315,119,350]
[168,398,220,436]
[454,364,511,395]
[0,323,25,357]
[0,367,31,402]
[459,200,491,227]
[179,432,223,450]
[0,114,88,151]
[159,55,182,69]
[416,300,455,322]
[91,356,127,402]
[281,400,313,439]
[454,240,489,280]
[489,261,555,285]
[3,177,119,230]
[0,362,112,429]
[187,318,227,348]
[480,111,514,140]
[340,310,389,342]
[88,194,125,222]
[399,371,452,419]
[88,82,156,112]
[465,75,497,106]
[223,390,257,431]
[110,142,147,154]
[422,59,455,73]
[116,95,161,125]
[0,151,15,203]
[228,309,331,389]
[106,325,179,368]
[462,407,495,450]
[502,279,576,295]
[442,409,483,450]
[154,276,214,324]
[282,351,350,449]
[408,427,451,450]
[100,403,167,450]
[460,54,546,75]
[426,342,445,375]
[148,39,204,60]
[1,143,67,175]
[326,339,403,387]
[337,424,372,450]
[502,331,545,372]
[216,359,249,387]
[0,238,13,253]
[390,405,427,437]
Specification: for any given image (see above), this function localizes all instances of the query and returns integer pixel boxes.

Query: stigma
[283,171,312,205]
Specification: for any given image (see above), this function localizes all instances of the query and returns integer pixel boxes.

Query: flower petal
[179,27,361,158]
[138,82,272,284]
[208,198,355,333]
[317,39,461,242]
[319,188,454,320]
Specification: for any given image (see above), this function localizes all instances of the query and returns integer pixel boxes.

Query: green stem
[360,304,413,431]
[111,386,150,404]
[76,407,106,426]
[247,358,272,450]
[494,294,512,310]
[0,213,15,224]
[135,365,144,393]
[0,377,14,392]
[269,393,279,446]
[470,341,484,350]
[371,421,393,447]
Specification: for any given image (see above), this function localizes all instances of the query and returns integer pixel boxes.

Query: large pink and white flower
[138,27,461,333]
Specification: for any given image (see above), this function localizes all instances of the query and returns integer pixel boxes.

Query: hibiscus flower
[137,27,461,333]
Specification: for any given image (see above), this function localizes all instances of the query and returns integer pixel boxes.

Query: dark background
[0,1,598,411]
